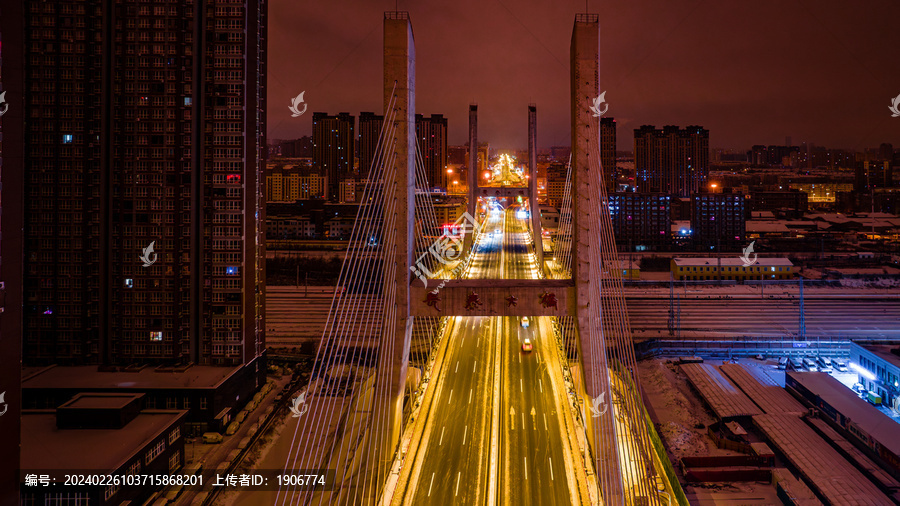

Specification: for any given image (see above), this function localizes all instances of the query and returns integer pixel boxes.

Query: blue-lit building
[850,342,900,410]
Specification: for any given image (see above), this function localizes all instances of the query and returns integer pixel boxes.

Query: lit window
[150,331,163,341]
[62,134,73,144]
[226,174,241,183]
[125,278,133,288]
[184,97,192,106]
[226,266,239,275]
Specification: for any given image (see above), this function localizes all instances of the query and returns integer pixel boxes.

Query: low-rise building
[850,342,900,410]
[671,257,795,282]
[786,371,900,477]
[21,393,187,506]
[23,360,265,433]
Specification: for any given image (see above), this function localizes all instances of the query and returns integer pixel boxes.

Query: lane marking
[428,472,435,496]
[463,425,467,445]
[520,378,523,392]
[473,360,477,372]
[455,471,461,496]
[439,426,445,445]
[518,353,521,364]
[469,388,473,404]
[455,361,459,373]
[522,412,525,429]
[543,413,547,430]
[448,389,453,404]
[549,457,554,481]
[539,379,543,393]
[524,457,528,480]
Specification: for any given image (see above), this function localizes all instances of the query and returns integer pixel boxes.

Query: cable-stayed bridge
[275,12,681,506]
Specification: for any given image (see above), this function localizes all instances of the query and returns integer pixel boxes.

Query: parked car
[202,432,223,444]
[802,357,818,372]
[777,357,789,370]
[790,357,804,371]
[834,360,849,372]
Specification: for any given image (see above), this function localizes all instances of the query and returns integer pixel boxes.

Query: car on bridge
[521,316,529,328]
[522,338,533,352]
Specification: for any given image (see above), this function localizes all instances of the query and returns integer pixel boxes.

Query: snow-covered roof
[673,257,793,267]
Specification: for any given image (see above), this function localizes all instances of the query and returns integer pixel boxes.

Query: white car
[521,317,529,328]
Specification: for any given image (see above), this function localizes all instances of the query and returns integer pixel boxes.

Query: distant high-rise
[313,112,355,201]
[278,136,314,158]
[600,117,617,193]
[416,114,449,189]
[880,143,894,163]
[358,112,384,177]
[634,125,709,197]
[545,161,568,207]
[20,0,267,367]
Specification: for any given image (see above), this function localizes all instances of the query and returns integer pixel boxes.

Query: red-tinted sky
[268,0,900,151]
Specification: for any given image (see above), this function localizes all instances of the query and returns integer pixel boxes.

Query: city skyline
[269,0,900,150]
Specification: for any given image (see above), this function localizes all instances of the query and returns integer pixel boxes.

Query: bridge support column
[375,11,414,499]
[571,14,625,504]
[464,104,478,256]
[527,104,545,272]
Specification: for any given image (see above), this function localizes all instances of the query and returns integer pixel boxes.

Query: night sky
[268,0,900,151]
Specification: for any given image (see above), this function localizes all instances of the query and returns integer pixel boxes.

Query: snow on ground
[639,359,715,461]
[639,358,786,505]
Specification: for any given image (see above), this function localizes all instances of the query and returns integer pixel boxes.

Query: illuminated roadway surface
[402,208,579,505]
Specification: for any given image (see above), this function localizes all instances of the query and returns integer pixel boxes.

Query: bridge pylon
[373,10,415,501]
[571,13,625,504]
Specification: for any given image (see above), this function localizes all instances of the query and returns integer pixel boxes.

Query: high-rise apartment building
[608,193,671,251]
[1,0,25,498]
[416,114,449,189]
[634,125,709,197]
[691,192,746,252]
[313,112,355,201]
[20,0,267,368]
[600,117,617,193]
[358,112,384,178]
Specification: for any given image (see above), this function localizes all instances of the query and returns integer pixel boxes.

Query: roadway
[401,207,580,505]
